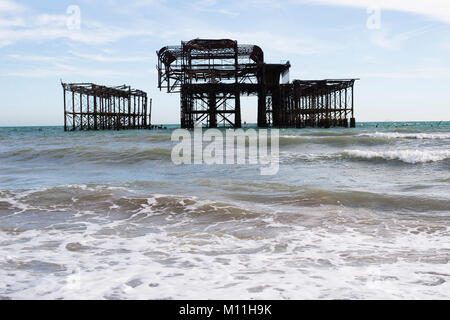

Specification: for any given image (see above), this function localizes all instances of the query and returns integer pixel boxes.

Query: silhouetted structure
[62,83,151,131]
[157,39,357,128]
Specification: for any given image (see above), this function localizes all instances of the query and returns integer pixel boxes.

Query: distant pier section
[157,38,358,129]
[62,82,151,131]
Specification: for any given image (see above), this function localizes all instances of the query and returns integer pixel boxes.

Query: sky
[0,0,449,126]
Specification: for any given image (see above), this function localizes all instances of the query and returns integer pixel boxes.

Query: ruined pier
[157,39,357,129]
[62,82,151,131]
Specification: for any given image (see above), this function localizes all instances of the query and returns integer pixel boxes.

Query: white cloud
[0,39,11,47]
[0,0,25,13]
[442,42,450,50]
[362,66,450,79]
[170,29,339,56]
[4,52,155,78]
[8,54,57,62]
[5,60,140,78]
[301,0,450,24]
[234,31,337,55]
[0,1,154,47]
[0,20,154,46]
[34,14,68,27]
[369,24,440,49]
[6,67,134,78]
[0,17,24,27]
[70,52,152,63]
[130,0,167,7]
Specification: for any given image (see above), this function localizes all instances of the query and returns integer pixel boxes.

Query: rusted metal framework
[62,83,151,131]
[157,39,266,128]
[278,79,356,128]
[157,39,358,129]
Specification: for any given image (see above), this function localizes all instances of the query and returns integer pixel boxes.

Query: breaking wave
[359,132,450,140]
[0,146,172,164]
[279,135,389,146]
[343,149,450,164]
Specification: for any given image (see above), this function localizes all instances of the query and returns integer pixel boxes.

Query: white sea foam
[345,149,450,164]
[0,191,35,213]
[1,205,449,299]
[2,125,450,300]
[360,132,450,140]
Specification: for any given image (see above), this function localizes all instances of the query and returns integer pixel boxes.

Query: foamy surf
[1,201,449,300]
[344,149,450,164]
[279,135,389,146]
[359,132,450,140]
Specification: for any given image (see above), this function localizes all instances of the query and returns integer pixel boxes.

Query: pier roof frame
[290,79,360,95]
[62,82,147,98]
[156,38,359,129]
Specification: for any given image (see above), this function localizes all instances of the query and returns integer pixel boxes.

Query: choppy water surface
[0,122,449,299]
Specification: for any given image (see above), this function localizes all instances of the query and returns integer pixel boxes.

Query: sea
[0,122,449,299]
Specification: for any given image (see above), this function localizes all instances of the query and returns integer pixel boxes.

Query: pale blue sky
[0,0,449,126]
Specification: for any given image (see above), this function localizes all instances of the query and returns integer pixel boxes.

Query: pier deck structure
[157,39,357,128]
[62,82,151,131]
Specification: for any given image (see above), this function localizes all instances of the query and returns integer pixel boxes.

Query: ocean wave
[2,181,450,300]
[359,132,450,140]
[279,135,389,146]
[2,185,450,299]
[343,149,450,164]
[219,183,450,213]
[284,188,450,213]
[0,146,172,164]
[296,131,359,137]
[0,185,256,221]
[112,134,171,142]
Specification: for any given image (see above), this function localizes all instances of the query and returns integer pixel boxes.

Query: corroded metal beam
[62,82,151,131]
[157,38,358,129]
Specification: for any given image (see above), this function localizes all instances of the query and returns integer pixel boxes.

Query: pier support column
[63,85,67,131]
[350,81,355,128]
[208,92,217,128]
[272,88,281,127]
[257,89,267,128]
[72,91,75,131]
[234,92,242,128]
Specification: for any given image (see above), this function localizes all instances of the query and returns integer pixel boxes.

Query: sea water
[0,122,449,299]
